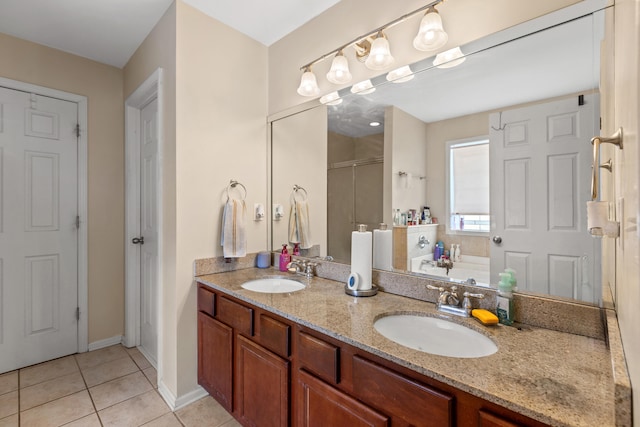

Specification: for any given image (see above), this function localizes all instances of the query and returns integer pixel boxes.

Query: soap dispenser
[497,269,516,325]
[279,244,291,272]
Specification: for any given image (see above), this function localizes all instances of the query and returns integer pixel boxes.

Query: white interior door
[0,86,78,373]
[138,97,158,366]
[490,94,600,303]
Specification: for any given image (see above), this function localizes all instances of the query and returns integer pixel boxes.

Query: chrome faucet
[427,284,484,317]
[286,259,318,278]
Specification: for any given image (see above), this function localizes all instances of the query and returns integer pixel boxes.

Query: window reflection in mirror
[446,138,490,233]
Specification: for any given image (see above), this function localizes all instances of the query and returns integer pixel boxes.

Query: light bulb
[350,79,375,95]
[413,7,448,51]
[297,68,320,97]
[320,91,343,105]
[433,47,466,68]
[386,65,414,83]
[326,52,352,84]
[365,33,395,71]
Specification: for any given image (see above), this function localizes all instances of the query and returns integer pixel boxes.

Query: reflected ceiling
[328,15,599,137]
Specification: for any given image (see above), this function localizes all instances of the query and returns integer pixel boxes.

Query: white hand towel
[221,198,246,258]
[288,200,312,249]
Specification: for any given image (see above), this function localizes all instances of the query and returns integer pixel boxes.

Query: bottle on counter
[293,243,300,256]
[279,244,291,272]
[497,269,516,325]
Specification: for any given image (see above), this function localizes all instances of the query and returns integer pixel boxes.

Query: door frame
[124,69,164,369]
[0,76,89,353]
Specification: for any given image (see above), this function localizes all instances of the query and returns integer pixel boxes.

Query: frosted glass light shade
[386,65,414,83]
[413,8,448,51]
[433,47,466,68]
[320,91,343,105]
[350,79,375,95]
[297,69,320,96]
[326,53,352,84]
[365,34,395,70]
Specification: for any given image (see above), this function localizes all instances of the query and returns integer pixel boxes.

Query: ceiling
[0,0,341,68]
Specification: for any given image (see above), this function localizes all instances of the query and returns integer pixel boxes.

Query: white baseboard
[158,379,208,411]
[87,335,124,351]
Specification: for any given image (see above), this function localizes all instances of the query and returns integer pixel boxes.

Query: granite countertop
[196,268,614,427]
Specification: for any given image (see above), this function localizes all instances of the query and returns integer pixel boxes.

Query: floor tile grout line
[71,353,103,426]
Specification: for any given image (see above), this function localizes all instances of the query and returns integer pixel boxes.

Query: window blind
[451,141,489,215]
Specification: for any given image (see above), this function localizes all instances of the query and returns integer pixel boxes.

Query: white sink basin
[241,277,305,293]
[374,314,497,358]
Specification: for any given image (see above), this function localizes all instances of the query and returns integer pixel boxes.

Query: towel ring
[291,184,308,202]
[227,180,247,200]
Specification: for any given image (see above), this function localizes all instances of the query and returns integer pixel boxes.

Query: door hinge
[76,307,80,320]
[75,124,81,138]
[75,215,80,229]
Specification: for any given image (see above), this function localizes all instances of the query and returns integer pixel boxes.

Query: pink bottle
[279,244,291,272]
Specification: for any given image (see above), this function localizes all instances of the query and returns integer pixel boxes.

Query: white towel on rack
[221,198,246,258]
[288,200,311,249]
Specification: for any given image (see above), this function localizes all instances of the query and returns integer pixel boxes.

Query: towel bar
[227,179,247,200]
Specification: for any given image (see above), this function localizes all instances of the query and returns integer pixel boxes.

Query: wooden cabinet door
[296,369,389,427]
[235,335,289,427]
[197,312,233,412]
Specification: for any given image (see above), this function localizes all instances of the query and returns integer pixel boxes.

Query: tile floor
[0,345,240,427]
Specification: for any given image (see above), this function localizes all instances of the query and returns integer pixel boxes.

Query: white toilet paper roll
[587,201,609,230]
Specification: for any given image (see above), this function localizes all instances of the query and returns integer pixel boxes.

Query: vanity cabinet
[197,282,550,427]
[197,312,233,411]
[235,335,289,427]
[197,285,289,425]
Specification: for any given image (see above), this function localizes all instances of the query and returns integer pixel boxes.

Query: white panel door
[0,87,78,373]
[490,94,600,303]
[139,98,158,366]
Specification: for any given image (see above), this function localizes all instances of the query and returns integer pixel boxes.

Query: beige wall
[125,0,269,400]
[272,106,328,256]
[123,2,177,393]
[607,0,640,423]
[384,107,429,226]
[268,0,583,115]
[174,1,268,396]
[0,33,125,344]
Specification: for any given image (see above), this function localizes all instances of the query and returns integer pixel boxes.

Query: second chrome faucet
[427,284,484,317]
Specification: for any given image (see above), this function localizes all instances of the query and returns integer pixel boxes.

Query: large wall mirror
[270,4,608,306]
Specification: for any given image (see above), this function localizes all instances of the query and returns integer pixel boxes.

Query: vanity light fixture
[370,121,381,127]
[350,79,376,95]
[296,0,447,97]
[433,46,466,68]
[365,31,395,70]
[326,51,353,84]
[413,6,448,51]
[297,66,320,96]
[387,65,415,83]
[319,91,343,105]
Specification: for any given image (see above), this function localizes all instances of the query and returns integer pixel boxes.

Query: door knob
[492,236,502,244]
[132,236,145,245]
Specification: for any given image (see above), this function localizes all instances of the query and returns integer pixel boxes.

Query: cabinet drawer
[217,296,254,336]
[197,285,215,316]
[478,410,521,427]
[352,356,453,427]
[259,314,290,358]
[298,331,339,384]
